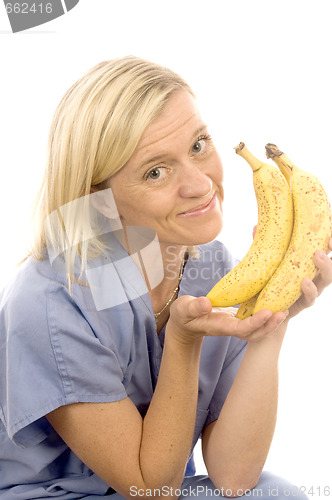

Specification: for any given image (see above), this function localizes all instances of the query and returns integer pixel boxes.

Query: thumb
[172,295,212,322]
[194,296,213,315]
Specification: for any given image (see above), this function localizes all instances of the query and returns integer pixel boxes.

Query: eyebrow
[138,123,209,170]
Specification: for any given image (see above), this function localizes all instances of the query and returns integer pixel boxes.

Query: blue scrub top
[0,236,247,499]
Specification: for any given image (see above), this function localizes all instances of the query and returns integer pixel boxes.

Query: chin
[158,215,223,247]
[181,220,224,247]
[197,218,223,244]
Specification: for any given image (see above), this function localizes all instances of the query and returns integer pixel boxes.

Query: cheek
[219,184,225,202]
[113,190,163,225]
[111,191,126,217]
[109,180,141,219]
[216,155,224,180]
[110,193,137,223]
[209,154,224,189]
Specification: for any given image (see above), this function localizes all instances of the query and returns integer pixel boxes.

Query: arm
[202,325,286,495]
[202,243,332,496]
[46,299,286,500]
[47,331,203,500]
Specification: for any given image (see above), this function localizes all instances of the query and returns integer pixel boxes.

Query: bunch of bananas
[206,142,332,317]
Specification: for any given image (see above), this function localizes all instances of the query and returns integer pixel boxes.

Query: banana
[206,142,294,306]
[236,293,259,319]
[252,144,332,314]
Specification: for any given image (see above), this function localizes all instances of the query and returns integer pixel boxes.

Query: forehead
[135,90,202,154]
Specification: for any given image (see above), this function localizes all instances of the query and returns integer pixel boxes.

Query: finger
[172,295,212,322]
[300,278,319,307]
[190,306,270,339]
[231,308,274,338]
[192,296,213,316]
[237,310,289,341]
[328,236,332,253]
[313,250,332,292]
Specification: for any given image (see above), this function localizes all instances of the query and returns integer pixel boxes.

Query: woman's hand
[168,237,332,346]
[168,295,288,345]
[287,237,332,320]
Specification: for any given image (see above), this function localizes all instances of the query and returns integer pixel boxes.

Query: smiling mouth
[178,193,217,217]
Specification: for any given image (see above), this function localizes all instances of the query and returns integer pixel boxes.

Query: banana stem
[265,143,297,184]
[234,142,265,172]
[265,143,284,159]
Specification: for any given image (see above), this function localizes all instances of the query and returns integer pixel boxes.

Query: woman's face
[109,90,224,247]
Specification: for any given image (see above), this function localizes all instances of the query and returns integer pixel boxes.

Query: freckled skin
[109,90,224,249]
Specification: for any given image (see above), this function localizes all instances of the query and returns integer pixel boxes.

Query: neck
[115,224,187,292]
[159,243,188,283]
[150,243,188,332]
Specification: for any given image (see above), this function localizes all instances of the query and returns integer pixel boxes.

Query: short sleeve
[0,266,128,448]
[205,336,247,427]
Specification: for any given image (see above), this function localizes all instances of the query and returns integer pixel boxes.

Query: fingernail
[317,250,326,260]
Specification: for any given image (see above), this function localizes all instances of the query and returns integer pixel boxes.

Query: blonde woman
[1,56,331,499]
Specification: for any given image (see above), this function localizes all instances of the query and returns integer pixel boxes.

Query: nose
[177,162,213,199]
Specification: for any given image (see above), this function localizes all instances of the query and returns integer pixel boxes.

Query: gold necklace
[154,256,186,324]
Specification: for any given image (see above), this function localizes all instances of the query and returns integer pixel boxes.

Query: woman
[0,56,331,499]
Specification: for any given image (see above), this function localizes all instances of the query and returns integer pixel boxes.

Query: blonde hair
[30,56,194,284]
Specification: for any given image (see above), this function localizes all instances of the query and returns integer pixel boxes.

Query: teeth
[206,143,294,307]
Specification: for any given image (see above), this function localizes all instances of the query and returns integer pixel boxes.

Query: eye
[145,166,168,182]
[192,135,212,155]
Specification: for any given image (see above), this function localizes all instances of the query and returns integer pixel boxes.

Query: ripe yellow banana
[207,142,294,306]
[252,144,332,314]
[236,293,258,319]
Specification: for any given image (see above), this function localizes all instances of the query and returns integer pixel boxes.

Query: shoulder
[0,253,150,355]
[1,256,58,317]
[0,255,93,351]
[0,257,68,360]
[1,253,98,317]
[0,256,129,446]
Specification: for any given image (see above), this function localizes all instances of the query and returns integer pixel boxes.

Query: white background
[0,1,331,497]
